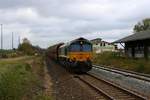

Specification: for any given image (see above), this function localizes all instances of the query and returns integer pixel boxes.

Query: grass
[93,52,150,74]
[0,56,52,100]
[0,50,23,58]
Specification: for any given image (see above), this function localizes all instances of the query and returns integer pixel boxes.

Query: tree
[134,18,150,32]
[18,42,35,55]
[18,38,44,55]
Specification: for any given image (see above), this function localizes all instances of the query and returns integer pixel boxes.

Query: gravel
[91,67,150,97]
[46,59,100,100]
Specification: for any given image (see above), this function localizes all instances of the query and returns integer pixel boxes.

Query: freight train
[46,37,93,73]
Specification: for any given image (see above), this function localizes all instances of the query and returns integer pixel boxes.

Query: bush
[0,50,22,58]
[33,93,52,100]
[18,43,35,55]
[0,64,38,100]
[136,63,145,73]
[93,51,150,74]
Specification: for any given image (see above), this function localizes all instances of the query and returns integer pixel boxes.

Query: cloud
[0,0,150,48]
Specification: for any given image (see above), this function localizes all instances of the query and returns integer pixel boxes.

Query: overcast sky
[0,0,150,49]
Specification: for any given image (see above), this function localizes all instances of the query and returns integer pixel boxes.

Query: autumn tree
[18,38,35,55]
[134,18,150,32]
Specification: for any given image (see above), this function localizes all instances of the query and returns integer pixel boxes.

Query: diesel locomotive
[47,37,93,73]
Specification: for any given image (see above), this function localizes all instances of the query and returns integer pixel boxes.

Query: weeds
[93,52,150,74]
[0,56,53,100]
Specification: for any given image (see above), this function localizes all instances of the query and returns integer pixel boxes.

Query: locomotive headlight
[80,41,83,44]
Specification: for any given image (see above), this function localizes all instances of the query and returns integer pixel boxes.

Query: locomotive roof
[59,37,91,48]
[70,37,91,44]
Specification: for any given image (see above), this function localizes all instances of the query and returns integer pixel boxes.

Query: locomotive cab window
[69,44,80,52]
[69,41,92,52]
[82,43,92,52]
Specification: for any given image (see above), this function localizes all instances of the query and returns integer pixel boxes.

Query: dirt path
[43,61,53,97]
[0,56,34,62]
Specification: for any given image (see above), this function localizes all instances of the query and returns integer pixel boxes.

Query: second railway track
[75,73,148,100]
[93,65,150,82]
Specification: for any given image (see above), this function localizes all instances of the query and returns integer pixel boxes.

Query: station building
[91,38,117,53]
[114,30,150,59]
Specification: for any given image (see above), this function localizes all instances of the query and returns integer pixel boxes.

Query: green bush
[136,63,145,73]
[34,93,52,100]
[0,50,22,58]
[0,64,38,100]
[18,43,35,55]
[93,51,150,74]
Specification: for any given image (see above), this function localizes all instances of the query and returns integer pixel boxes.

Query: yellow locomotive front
[68,38,93,72]
[58,37,93,73]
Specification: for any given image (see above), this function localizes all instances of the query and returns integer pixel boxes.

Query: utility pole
[18,35,20,47]
[1,24,3,50]
[12,32,14,49]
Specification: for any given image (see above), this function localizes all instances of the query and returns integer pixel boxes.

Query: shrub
[136,63,145,73]
[0,64,38,100]
[93,51,150,74]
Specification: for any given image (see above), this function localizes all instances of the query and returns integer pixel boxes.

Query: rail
[93,65,150,82]
[87,72,148,100]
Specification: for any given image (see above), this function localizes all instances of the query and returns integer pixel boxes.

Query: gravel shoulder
[46,59,101,100]
[91,67,150,98]
[43,62,53,97]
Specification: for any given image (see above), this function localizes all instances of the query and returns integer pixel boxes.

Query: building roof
[91,38,102,44]
[91,38,114,45]
[91,38,102,41]
[113,30,150,43]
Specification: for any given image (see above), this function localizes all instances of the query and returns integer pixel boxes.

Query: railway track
[93,65,150,82]
[75,73,148,100]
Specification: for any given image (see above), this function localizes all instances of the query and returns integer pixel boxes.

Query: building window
[135,44,144,58]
